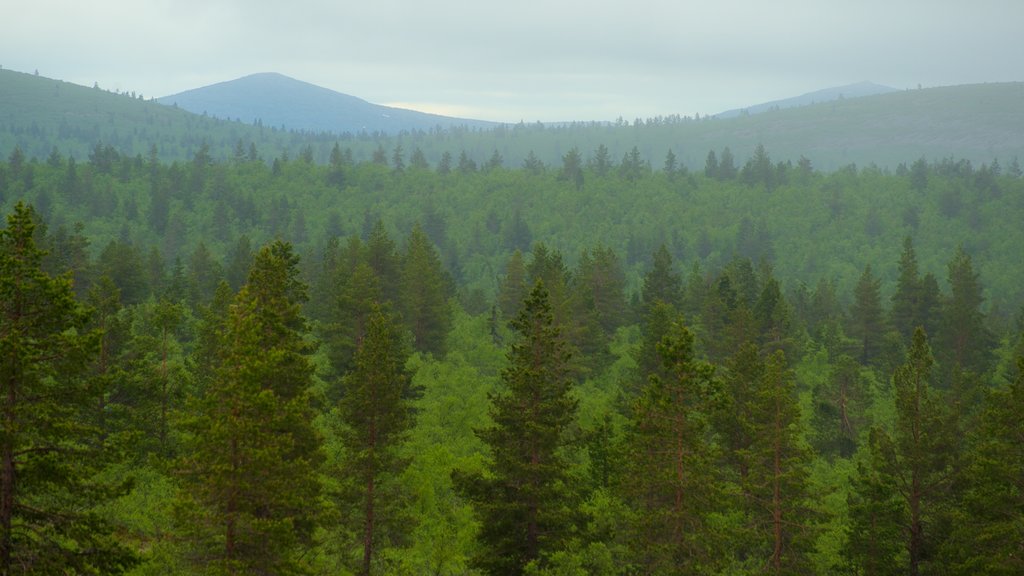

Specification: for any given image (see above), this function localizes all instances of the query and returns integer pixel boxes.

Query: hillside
[715,81,898,118]
[157,72,497,134]
[2,68,1023,172]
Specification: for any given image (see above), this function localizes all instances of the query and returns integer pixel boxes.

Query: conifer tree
[811,355,871,458]
[640,244,682,315]
[336,305,415,576]
[399,224,452,357]
[890,237,922,339]
[942,357,1024,574]
[937,246,994,380]
[497,250,528,320]
[848,264,886,365]
[0,202,136,574]
[740,351,816,574]
[175,241,321,575]
[847,329,957,576]
[622,317,720,573]
[455,281,579,575]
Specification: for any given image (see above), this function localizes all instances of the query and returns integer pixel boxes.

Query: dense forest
[1,140,1023,575]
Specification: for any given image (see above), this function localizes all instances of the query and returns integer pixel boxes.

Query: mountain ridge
[715,81,899,118]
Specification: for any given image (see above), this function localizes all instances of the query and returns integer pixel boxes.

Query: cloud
[4,0,1021,121]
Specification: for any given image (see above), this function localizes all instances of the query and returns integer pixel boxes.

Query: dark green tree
[497,250,528,320]
[936,246,994,380]
[399,224,452,357]
[336,305,415,576]
[621,317,720,573]
[640,244,682,315]
[811,355,871,458]
[0,202,136,574]
[942,357,1024,574]
[848,264,886,365]
[848,329,957,576]
[455,281,580,575]
[175,241,321,575]
[890,237,922,340]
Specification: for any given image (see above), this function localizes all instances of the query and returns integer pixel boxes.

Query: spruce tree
[0,202,136,574]
[175,241,321,575]
[455,281,579,575]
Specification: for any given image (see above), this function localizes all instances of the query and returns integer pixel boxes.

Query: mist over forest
[1,65,1023,575]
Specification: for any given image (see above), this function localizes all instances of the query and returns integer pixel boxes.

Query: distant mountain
[157,73,497,134]
[2,68,1023,172]
[715,81,898,118]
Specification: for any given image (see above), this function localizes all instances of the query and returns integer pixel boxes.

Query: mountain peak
[157,73,494,134]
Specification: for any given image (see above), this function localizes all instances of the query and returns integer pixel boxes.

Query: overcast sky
[3,0,1021,122]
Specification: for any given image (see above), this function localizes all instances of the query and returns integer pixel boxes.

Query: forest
[1,140,1023,575]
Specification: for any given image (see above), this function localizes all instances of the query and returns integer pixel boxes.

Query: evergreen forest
[1,136,1023,576]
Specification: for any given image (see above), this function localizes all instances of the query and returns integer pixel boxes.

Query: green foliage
[620,316,721,573]
[455,282,581,575]
[333,305,415,575]
[0,202,137,574]
[174,241,321,575]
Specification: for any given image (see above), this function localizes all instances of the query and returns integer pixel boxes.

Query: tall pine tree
[336,305,415,575]
[175,241,321,575]
[621,317,720,573]
[455,281,580,575]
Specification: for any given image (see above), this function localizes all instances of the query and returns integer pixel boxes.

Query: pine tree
[455,281,580,575]
[848,264,886,365]
[640,244,682,315]
[335,305,415,575]
[740,351,816,574]
[498,250,528,320]
[175,241,321,575]
[890,237,922,340]
[622,317,720,573]
[937,246,994,381]
[811,355,871,458]
[0,202,137,574]
[399,224,452,357]
[847,329,957,576]
[942,357,1024,574]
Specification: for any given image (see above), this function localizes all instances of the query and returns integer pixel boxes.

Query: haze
[3,0,1022,122]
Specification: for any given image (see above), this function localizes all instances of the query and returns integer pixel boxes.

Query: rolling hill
[715,81,898,118]
[156,73,497,135]
[1,67,1023,171]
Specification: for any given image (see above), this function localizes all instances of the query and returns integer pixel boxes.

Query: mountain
[715,81,899,118]
[157,73,497,134]
[2,67,1022,172]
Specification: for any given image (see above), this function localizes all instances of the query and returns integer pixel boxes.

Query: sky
[3,0,1022,123]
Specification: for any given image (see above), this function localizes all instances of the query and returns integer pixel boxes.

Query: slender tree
[848,264,886,365]
[455,281,580,575]
[399,224,452,357]
[175,241,321,575]
[622,317,720,573]
[848,329,957,576]
[336,305,415,575]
